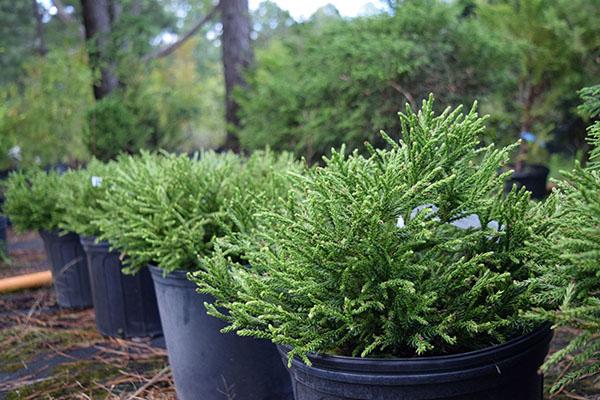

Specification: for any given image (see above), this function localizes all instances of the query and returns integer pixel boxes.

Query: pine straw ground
[0,290,174,400]
[0,229,598,399]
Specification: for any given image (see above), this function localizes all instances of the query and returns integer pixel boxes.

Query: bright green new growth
[2,169,67,232]
[95,151,239,274]
[95,150,304,275]
[59,159,117,237]
[537,85,600,393]
[194,96,556,363]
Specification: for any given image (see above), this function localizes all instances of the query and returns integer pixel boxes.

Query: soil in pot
[39,230,93,309]
[149,265,293,400]
[80,236,162,338]
[505,164,549,200]
[278,325,553,400]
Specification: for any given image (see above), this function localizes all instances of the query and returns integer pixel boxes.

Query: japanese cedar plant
[193,96,558,363]
[94,150,303,274]
[2,169,67,232]
[58,159,117,237]
[94,151,239,274]
[536,85,600,392]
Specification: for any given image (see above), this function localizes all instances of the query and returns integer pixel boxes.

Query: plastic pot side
[80,236,162,338]
[149,265,293,400]
[38,230,93,309]
[0,215,7,254]
[505,164,550,200]
[279,325,553,400]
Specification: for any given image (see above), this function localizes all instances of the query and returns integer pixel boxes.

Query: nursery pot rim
[508,163,549,178]
[79,235,110,248]
[148,264,195,287]
[277,323,552,385]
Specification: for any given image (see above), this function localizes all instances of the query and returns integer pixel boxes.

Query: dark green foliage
[2,169,66,232]
[86,79,200,161]
[87,96,140,161]
[578,85,600,167]
[536,87,600,392]
[59,159,117,237]
[193,96,557,363]
[237,0,512,163]
[480,0,600,154]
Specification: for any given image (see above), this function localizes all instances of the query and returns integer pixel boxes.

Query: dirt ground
[0,229,175,400]
[0,228,598,399]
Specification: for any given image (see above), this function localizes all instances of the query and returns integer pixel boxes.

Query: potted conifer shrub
[194,97,559,400]
[534,85,600,394]
[2,169,92,308]
[59,160,162,338]
[95,150,299,400]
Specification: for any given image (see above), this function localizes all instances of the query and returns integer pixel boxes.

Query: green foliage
[95,151,240,274]
[88,39,207,160]
[2,169,66,232]
[58,159,117,237]
[193,96,557,363]
[0,49,93,165]
[536,86,600,392]
[95,150,304,274]
[237,0,513,163]
[480,0,600,155]
[0,101,17,170]
[86,96,140,161]
[0,1,36,86]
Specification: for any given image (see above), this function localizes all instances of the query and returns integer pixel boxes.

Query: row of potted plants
[1,94,598,399]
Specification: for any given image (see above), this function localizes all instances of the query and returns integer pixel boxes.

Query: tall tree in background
[221,0,254,151]
[32,0,47,56]
[80,0,119,100]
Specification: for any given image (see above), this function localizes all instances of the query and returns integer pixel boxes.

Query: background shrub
[237,0,513,163]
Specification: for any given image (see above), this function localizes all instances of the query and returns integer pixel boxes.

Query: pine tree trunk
[220,0,254,152]
[80,0,119,100]
[32,0,47,56]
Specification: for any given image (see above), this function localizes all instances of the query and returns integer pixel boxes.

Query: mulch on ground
[0,230,175,399]
[0,228,49,278]
[0,292,175,400]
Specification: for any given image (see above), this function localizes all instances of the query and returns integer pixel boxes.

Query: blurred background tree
[0,0,597,170]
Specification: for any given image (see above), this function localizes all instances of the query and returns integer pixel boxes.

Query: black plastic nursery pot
[278,325,553,400]
[0,215,7,253]
[149,265,293,400]
[80,236,162,338]
[505,164,549,200]
[39,230,93,309]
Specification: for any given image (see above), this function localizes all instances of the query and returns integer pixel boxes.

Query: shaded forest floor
[0,229,598,399]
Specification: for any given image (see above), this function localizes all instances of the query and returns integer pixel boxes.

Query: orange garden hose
[0,270,53,293]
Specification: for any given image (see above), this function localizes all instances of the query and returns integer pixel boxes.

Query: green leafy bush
[237,0,512,163]
[58,160,117,237]
[193,96,557,363]
[536,85,600,392]
[96,150,304,274]
[2,169,67,232]
[0,49,93,166]
[95,151,239,274]
[87,46,206,161]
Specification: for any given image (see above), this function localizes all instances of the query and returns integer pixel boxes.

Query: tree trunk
[32,0,47,56]
[80,0,119,100]
[220,0,254,152]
